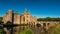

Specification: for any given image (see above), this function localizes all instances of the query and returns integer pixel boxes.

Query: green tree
[37,17,60,21]
[0,28,6,34]
[51,24,60,34]
[0,24,6,34]
[0,17,6,34]
[0,17,3,22]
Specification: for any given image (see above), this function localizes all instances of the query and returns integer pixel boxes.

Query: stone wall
[3,9,37,25]
[3,10,12,24]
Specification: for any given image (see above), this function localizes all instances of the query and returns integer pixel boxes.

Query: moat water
[4,25,49,34]
[4,25,43,34]
[3,22,57,34]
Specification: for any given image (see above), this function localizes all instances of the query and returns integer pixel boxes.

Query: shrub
[0,28,6,34]
[51,24,60,34]
[20,29,34,34]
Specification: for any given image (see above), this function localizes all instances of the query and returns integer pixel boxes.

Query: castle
[2,9,37,25]
[2,9,59,34]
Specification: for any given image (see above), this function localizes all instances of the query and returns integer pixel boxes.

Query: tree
[51,24,60,34]
[0,17,6,34]
[37,17,60,21]
[0,28,6,34]
[0,17,3,22]
[0,23,6,34]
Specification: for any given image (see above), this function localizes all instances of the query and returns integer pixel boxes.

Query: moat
[0,21,58,34]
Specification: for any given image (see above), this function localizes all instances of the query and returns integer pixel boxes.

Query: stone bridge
[3,21,59,34]
[37,21,59,30]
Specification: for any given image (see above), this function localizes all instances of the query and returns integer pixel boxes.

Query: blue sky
[0,0,60,18]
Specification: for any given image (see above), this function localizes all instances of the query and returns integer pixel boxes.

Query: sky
[0,0,60,18]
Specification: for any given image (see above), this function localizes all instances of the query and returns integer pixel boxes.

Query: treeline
[0,17,3,22]
[37,17,60,21]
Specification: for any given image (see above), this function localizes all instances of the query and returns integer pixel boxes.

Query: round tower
[8,9,13,22]
[8,9,13,14]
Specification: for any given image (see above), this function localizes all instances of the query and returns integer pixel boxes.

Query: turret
[8,9,13,14]
[27,9,30,15]
[14,11,18,14]
[24,8,30,15]
[24,8,27,15]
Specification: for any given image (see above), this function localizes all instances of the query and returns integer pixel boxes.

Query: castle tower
[24,8,30,15]
[8,9,13,15]
[8,9,13,22]
[23,9,31,24]
[27,9,30,15]
[8,9,13,18]
[34,16,37,25]
[3,9,13,24]
[8,9,12,13]
[24,8,27,15]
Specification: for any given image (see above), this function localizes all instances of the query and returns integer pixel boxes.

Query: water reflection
[4,24,39,34]
[3,23,56,34]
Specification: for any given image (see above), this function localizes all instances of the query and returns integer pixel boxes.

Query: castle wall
[14,14,20,24]
[23,14,31,24]
[20,15,24,24]
[3,9,37,25]
[3,10,12,24]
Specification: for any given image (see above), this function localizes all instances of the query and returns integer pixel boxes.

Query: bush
[0,28,6,34]
[51,24,60,34]
[20,29,34,34]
